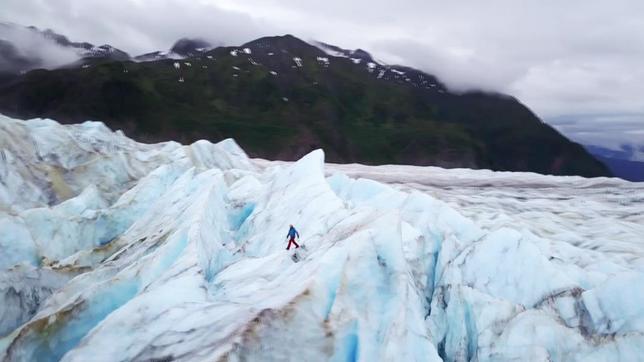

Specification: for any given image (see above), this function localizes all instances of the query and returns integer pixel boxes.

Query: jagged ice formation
[0,115,643,361]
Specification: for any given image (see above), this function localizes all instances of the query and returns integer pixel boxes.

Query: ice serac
[0,115,643,361]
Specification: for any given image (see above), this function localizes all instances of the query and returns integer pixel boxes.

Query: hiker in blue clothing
[286,224,300,250]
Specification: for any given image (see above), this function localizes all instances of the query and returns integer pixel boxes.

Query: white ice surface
[0,115,643,361]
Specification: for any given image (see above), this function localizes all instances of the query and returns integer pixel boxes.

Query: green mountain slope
[0,35,610,177]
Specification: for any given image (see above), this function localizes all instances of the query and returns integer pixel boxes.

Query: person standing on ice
[286,224,300,250]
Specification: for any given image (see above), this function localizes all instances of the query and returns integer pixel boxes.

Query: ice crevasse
[0,115,643,361]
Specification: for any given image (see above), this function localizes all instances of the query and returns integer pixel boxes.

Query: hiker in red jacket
[286,224,300,250]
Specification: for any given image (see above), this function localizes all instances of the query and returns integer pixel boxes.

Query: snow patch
[316,57,330,67]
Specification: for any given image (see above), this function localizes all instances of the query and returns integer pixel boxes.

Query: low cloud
[0,24,80,72]
[1,0,279,55]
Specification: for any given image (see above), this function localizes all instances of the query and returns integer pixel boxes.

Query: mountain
[0,23,130,74]
[170,37,212,57]
[585,144,644,181]
[134,38,214,62]
[1,115,642,361]
[0,32,610,177]
[594,156,644,182]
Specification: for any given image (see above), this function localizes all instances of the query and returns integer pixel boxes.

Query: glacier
[0,114,643,361]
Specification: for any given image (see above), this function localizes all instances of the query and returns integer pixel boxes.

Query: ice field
[1,115,643,361]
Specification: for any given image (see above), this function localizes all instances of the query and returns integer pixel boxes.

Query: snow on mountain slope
[0,115,643,361]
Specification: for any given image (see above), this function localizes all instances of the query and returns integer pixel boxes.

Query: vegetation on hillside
[0,35,610,177]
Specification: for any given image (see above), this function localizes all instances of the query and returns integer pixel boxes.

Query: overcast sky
[2,0,644,149]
